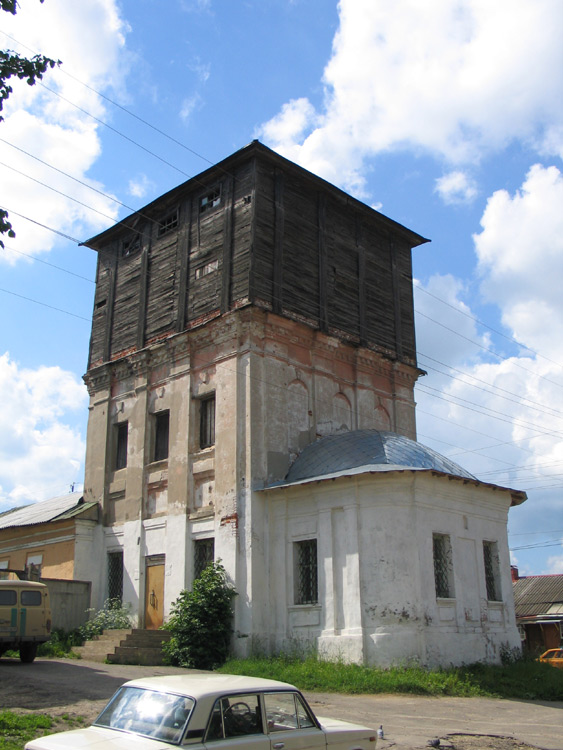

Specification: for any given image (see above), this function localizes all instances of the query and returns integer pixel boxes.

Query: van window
[21,590,42,606]
[0,590,16,605]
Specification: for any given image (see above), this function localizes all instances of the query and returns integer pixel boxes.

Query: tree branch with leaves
[0,0,59,247]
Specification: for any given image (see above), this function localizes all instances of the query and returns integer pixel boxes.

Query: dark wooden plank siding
[280,171,320,323]
[187,190,223,321]
[229,161,254,305]
[145,236,177,343]
[252,159,276,305]
[111,242,144,357]
[325,198,360,338]
[395,242,416,361]
[363,228,397,356]
[88,251,114,367]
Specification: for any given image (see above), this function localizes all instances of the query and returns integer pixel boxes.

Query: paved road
[0,658,561,749]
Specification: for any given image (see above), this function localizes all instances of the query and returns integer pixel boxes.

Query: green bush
[163,561,236,670]
[79,598,131,642]
[37,628,82,657]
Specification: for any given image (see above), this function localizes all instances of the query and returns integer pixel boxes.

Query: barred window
[114,422,128,471]
[194,539,214,579]
[483,541,501,601]
[294,539,318,605]
[199,187,221,214]
[121,235,140,257]
[153,410,170,462]
[200,394,215,449]
[108,551,123,602]
[157,209,179,237]
[433,533,454,599]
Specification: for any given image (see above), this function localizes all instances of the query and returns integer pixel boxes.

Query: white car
[25,674,377,750]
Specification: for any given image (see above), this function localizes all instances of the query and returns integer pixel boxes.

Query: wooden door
[145,558,165,630]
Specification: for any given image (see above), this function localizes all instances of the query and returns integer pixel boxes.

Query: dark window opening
[199,187,221,214]
[199,395,215,449]
[153,410,170,462]
[95,299,106,309]
[21,590,42,606]
[157,209,179,237]
[194,538,214,579]
[433,533,454,598]
[107,551,123,602]
[121,236,141,257]
[115,422,128,471]
[483,541,501,601]
[294,539,318,605]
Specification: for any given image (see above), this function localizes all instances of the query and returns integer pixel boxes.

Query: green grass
[218,655,563,701]
[0,712,52,750]
[0,712,85,750]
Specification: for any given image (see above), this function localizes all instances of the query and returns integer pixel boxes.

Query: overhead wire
[3,30,563,495]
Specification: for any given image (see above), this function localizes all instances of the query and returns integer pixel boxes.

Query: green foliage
[37,628,82,658]
[79,598,131,642]
[0,0,59,248]
[0,711,52,750]
[163,561,236,670]
[220,653,563,701]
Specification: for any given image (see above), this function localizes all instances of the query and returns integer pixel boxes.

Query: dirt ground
[0,657,558,750]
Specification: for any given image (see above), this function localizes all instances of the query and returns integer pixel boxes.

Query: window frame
[294,539,318,606]
[115,421,128,471]
[199,394,216,449]
[194,538,214,579]
[153,410,170,463]
[483,540,502,602]
[157,208,179,237]
[433,532,455,599]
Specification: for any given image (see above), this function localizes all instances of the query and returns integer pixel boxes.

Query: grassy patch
[219,655,563,701]
[0,712,85,750]
[0,712,52,750]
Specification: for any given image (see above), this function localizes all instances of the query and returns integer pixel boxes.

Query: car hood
[25,726,172,750]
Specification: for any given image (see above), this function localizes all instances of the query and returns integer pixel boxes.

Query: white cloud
[0,0,128,264]
[474,164,563,354]
[128,174,155,200]
[435,171,477,204]
[0,353,87,511]
[545,552,563,574]
[180,93,203,123]
[259,0,563,194]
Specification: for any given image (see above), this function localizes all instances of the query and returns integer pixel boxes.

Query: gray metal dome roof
[285,429,475,483]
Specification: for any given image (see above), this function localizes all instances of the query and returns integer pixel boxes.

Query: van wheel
[20,644,38,663]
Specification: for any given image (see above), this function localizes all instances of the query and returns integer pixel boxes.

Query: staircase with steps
[73,628,171,666]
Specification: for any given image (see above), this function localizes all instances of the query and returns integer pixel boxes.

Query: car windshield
[94,686,195,744]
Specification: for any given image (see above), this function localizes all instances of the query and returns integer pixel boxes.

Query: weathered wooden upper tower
[85,140,427,373]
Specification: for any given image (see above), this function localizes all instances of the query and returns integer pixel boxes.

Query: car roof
[121,673,297,700]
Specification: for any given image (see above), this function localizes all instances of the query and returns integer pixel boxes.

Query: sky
[1,0,562,577]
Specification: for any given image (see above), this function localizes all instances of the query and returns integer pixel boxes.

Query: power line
[0,286,90,321]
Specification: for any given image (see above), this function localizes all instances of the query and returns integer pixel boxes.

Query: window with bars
[108,551,123,602]
[433,533,454,599]
[115,421,128,471]
[294,539,318,605]
[153,410,170,462]
[483,540,502,601]
[199,394,215,449]
[157,209,179,237]
[194,538,214,578]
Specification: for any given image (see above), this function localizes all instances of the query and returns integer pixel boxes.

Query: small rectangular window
[26,554,42,581]
[115,422,128,471]
[195,259,219,279]
[194,538,214,579]
[199,187,221,214]
[157,209,179,237]
[107,551,123,602]
[0,590,16,605]
[153,410,170,462]
[294,539,318,605]
[433,533,454,599]
[199,394,215,449]
[483,541,502,601]
[21,590,42,606]
[121,236,141,257]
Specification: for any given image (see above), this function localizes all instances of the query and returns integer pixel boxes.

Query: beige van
[0,580,52,662]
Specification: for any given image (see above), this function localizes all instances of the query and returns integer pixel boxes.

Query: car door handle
[273,744,284,749]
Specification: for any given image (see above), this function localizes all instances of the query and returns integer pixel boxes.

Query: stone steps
[73,628,171,665]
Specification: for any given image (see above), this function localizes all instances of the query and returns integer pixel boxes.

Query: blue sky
[1,0,563,576]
